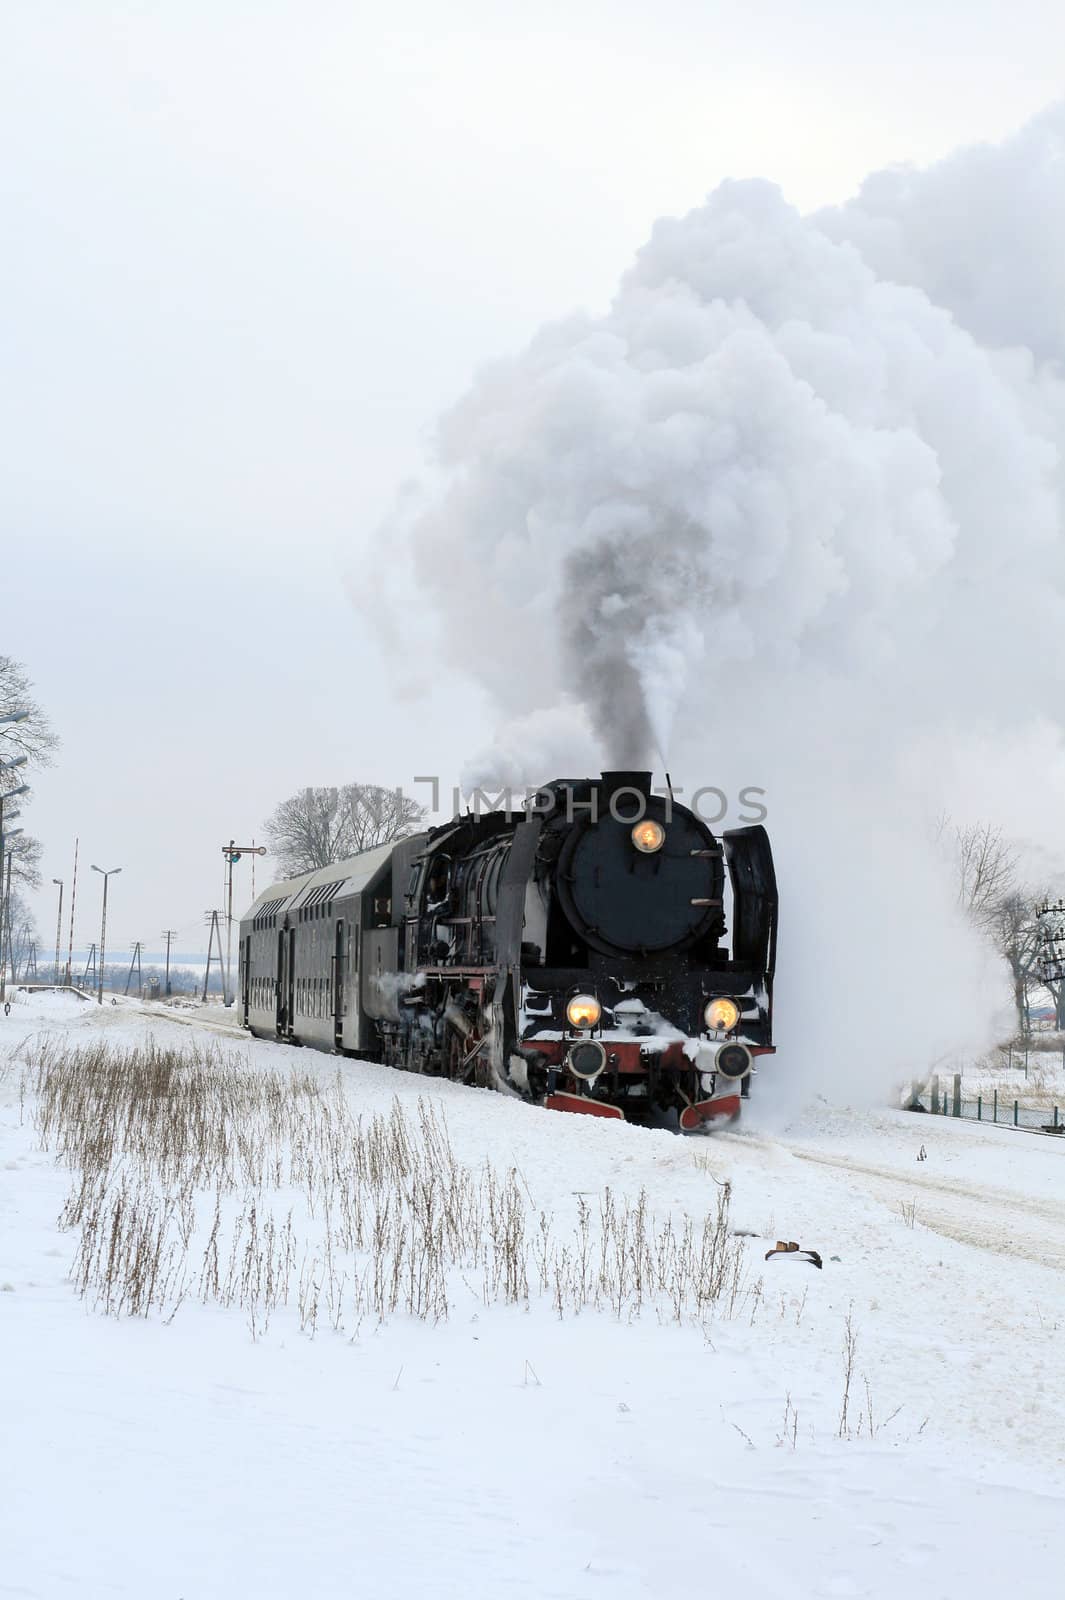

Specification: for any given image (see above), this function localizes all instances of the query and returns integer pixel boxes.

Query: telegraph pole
[125,941,143,996]
[91,865,121,1005]
[66,837,79,986]
[52,879,64,983]
[220,841,267,1007]
[161,929,177,996]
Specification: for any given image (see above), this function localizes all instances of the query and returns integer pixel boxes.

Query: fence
[991,1043,1065,1080]
[908,1074,1065,1135]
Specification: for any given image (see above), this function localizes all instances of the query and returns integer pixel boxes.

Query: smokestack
[599,771,653,814]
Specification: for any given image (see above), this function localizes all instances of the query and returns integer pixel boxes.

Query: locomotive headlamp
[704,997,741,1032]
[631,819,666,853]
[569,1039,607,1079]
[715,1042,752,1080]
[566,993,601,1029]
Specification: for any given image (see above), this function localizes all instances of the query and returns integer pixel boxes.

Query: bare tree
[263,788,348,877]
[263,783,426,878]
[936,815,1019,931]
[991,891,1043,1035]
[342,784,425,854]
[0,655,58,769]
[3,888,38,981]
[5,832,43,891]
[953,821,1019,930]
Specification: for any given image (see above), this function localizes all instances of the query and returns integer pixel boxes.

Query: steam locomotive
[238,771,777,1128]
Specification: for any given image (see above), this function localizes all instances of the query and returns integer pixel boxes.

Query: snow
[2,990,1064,1598]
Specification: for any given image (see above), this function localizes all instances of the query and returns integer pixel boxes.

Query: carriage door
[285,927,296,1039]
[242,936,251,1027]
[275,929,286,1037]
[332,920,345,1050]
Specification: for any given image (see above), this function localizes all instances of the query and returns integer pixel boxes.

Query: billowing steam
[384,105,1065,1105]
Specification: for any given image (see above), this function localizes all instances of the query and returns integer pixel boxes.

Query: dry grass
[20,1037,758,1333]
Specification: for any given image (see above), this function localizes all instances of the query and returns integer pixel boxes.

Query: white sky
[3,1,1064,951]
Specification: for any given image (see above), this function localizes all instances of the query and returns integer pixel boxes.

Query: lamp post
[52,879,64,984]
[91,866,122,1005]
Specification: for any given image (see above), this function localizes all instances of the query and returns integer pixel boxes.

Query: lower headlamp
[569,1039,607,1079]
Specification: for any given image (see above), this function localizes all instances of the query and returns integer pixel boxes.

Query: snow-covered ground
[2,990,1064,1599]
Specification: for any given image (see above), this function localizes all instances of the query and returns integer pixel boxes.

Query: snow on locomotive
[238,771,777,1128]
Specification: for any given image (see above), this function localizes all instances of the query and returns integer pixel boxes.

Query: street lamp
[52,879,64,985]
[91,866,122,1006]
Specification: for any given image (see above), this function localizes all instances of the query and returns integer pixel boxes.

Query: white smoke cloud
[816,102,1065,365]
[384,104,1065,1101]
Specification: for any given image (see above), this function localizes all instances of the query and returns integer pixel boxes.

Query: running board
[545,1092,625,1120]
[679,1094,741,1131]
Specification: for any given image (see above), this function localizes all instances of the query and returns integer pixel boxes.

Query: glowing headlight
[704,997,740,1032]
[566,993,601,1029]
[631,819,666,853]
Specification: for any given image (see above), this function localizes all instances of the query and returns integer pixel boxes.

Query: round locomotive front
[509,770,775,1130]
[553,785,725,957]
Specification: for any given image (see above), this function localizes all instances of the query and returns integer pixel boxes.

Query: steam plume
[384,105,1065,1098]
[403,116,1065,776]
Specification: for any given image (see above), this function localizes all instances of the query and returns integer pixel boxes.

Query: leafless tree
[1,658,57,911]
[342,784,425,854]
[0,655,58,770]
[954,821,1019,930]
[263,783,426,878]
[5,832,43,891]
[991,891,1044,1035]
[936,815,1019,931]
[3,888,38,981]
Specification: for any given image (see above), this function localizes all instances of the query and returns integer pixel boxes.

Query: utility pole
[125,941,143,996]
[52,878,64,983]
[26,940,37,981]
[82,943,97,989]
[220,842,267,1007]
[91,865,121,1005]
[66,837,79,986]
[161,929,177,996]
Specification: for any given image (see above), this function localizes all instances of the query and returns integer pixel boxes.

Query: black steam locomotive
[238,771,777,1128]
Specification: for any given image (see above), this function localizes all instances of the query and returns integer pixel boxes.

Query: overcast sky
[3,1,1064,954]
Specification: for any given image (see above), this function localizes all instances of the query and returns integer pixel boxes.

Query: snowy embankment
[2,992,1064,1599]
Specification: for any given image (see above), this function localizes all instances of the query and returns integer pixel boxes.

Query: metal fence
[909,1074,1065,1135]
